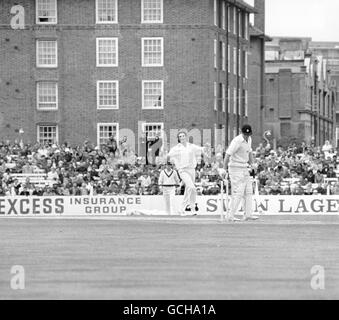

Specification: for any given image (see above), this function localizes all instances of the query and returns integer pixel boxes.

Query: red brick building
[0,0,255,153]
[265,37,337,147]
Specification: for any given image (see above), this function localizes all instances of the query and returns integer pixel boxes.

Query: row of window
[213,83,248,116]
[36,0,163,24]
[213,0,250,40]
[213,40,248,77]
[37,80,163,110]
[38,122,239,147]
[37,80,248,113]
[36,38,163,68]
[37,123,163,146]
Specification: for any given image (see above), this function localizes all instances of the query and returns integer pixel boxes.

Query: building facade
[264,37,337,147]
[247,0,270,146]
[0,0,255,153]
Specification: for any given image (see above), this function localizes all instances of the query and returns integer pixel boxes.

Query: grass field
[0,215,339,300]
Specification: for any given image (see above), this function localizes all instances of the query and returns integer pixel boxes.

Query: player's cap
[241,124,252,135]
[177,128,188,137]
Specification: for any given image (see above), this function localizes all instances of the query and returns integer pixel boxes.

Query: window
[228,44,230,73]
[96,38,118,67]
[97,81,119,109]
[214,39,217,69]
[227,5,230,32]
[37,82,58,110]
[36,40,57,67]
[222,83,226,112]
[244,13,249,40]
[227,86,230,113]
[97,123,119,147]
[36,0,57,24]
[222,42,226,71]
[214,82,217,111]
[142,38,163,67]
[233,87,237,114]
[96,0,118,23]
[221,0,225,30]
[213,0,217,26]
[233,47,237,75]
[142,0,163,23]
[142,80,164,109]
[37,125,58,144]
[245,52,248,78]
[238,11,242,37]
[238,49,241,76]
[233,7,236,34]
[245,89,248,117]
[142,122,164,139]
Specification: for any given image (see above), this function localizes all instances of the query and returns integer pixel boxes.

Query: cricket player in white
[158,160,181,215]
[224,124,258,221]
[168,129,206,214]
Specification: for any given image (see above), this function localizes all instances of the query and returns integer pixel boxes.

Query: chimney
[254,0,265,33]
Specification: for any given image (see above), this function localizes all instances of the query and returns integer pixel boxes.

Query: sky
[245,0,339,42]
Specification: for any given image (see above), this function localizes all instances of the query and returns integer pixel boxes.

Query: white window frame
[36,40,58,68]
[222,42,226,71]
[245,13,249,40]
[97,122,119,147]
[214,82,217,111]
[142,37,164,67]
[238,48,241,76]
[214,39,217,69]
[221,0,225,30]
[97,80,119,110]
[141,0,163,24]
[245,52,248,79]
[227,86,230,113]
[141,122,164,140]
[233,47,237,75]
[36,82,58,110]
[238,11,242,37]
[227,5,231,32]
[233,87,237,114]
[245,89,248,117]
[96,37,118,67]
[36,0,57,24]
[222,83,226,112]
[238,89,242,116]
[37,125,58,144]
[213,0,217,26]
[142,80,164,109]
[95,0,118,24]
[228,44,230,73]
[233,7,236,35]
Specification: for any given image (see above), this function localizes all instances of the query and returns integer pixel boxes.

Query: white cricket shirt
[226,134,252,168]
[168,143,203,170]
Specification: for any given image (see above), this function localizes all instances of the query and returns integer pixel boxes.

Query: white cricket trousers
[162,187,176,215]
[178,168,196,211]
[228,167,253,217]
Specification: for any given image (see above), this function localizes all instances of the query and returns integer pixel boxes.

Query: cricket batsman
[168,128,207,214]
[224,124,258,221]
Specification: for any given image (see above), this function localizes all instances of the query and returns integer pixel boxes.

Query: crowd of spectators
[0,136,338,197]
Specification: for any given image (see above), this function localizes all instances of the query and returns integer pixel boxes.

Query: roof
[249,25,272,41]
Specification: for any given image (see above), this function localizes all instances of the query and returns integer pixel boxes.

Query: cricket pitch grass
[1,215,339,299]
